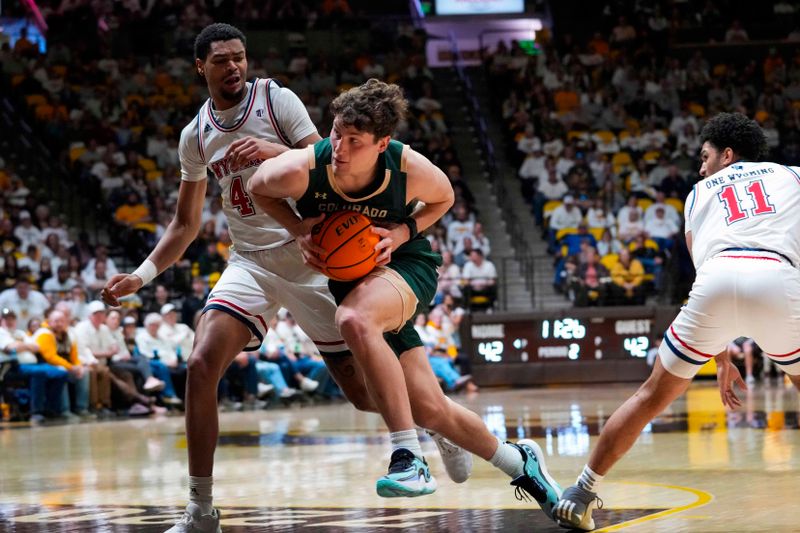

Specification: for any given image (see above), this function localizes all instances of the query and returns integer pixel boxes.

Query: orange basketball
[311,210,381,281]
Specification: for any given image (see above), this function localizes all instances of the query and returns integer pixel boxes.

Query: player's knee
[335,307,372,340]
[186,349,216,383]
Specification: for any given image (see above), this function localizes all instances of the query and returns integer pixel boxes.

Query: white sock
[489,437,524,479]
[576,465,603,493]
[189,475,213,515]
[391,429,423,459]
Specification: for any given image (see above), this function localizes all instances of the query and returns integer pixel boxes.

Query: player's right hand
[101,274,144,307]
[715,350,747,410]
[291,214,327,273]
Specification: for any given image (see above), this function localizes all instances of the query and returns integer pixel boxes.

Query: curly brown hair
[330,79,408,140]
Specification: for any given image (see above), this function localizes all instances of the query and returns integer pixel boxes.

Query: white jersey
[685,161,800,269]
[178,79,317,251]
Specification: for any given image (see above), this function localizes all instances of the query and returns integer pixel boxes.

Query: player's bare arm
[101,179,207,306]
[372,148,455,265]
[247,148,326,270]
[225,132,321,168]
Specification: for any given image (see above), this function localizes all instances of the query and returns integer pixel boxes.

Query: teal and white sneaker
[376,448,438,498]
[509,439,563,520]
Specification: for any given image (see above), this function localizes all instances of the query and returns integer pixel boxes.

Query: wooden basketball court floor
[1,381,798,532]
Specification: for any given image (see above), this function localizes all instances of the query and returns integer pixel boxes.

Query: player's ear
[376,136,390,153]
[196,58,205,77]
[723,147,736,164]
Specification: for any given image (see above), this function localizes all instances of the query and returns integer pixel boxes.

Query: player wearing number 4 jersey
[553,112,800,531]
[101,24,473,533]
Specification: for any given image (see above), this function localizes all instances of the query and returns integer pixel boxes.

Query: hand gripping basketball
[311,210,381,281]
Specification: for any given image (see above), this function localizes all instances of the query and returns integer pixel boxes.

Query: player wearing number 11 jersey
[553,113,800,531]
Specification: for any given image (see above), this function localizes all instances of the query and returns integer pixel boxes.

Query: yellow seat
[612,152,633,174]
[567,130,588,141]
[146,169,162,181]
[555,227,578,242]
[26,94,47,107]
[138,158,156,172]
[629,239,660,252]
[665,198,684,212]
[689,102,706,118]
[126,94,145,106]
[588,227,604,241]
[643,150,660,163]
[593,130,616,143]
[543,200,562,220]
[600,253,618,271]
[69,145,87,163]
[637,198,653,211]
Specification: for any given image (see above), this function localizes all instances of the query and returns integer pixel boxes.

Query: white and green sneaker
[164,503,221,533]
[554,484,603,531]
[510,439,563,520]
[376,448,438,498]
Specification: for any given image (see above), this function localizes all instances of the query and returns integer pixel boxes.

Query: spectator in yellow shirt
[34,309,90,417]
[610,248,646,305]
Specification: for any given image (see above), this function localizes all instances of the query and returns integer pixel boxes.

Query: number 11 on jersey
[717,179,776,225]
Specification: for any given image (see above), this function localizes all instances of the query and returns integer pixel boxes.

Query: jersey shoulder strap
[264,78,292,147]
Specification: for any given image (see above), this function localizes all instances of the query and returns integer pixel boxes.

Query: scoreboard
[464,307,679,386]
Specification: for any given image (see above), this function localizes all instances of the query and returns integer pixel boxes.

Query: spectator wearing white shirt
[644,191,681,227]
[618,209,646,242]
[136,313,186,403]
[446,205,474,253]
[555,146,577,180]
[548,195,583,253]
[437,250,462,300]
[81,245,118,280]
[644,206,679,249]
[42,265,78,301]
[40,215,70,247]
[586,198,617,236]
[158,303,195,360]
[462,249,498,311]
[616,196,643,229]
[83,260,110,298]
[201,197,227,237]
[668,108,698,137]
[0,279,50,323]
[13,211,42,251]
[74,301,117,414]
[533,166,569,226]
[470,223,491,258]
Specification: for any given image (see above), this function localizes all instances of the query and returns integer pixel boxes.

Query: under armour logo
[256,109,264,118]
[204,124,212,134]
[315,192,327,200]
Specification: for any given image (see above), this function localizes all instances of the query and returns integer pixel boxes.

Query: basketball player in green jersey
[248,79,562,515]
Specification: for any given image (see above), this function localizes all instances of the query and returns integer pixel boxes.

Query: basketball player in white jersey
[553,112,800,530]
[101,23,471,533]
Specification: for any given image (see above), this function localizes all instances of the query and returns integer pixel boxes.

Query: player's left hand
[716,351,747,410]
[372,225,407,267]
[225,136,286,167]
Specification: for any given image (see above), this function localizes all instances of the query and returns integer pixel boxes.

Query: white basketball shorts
[659,250,800,378]
[202,243,348,354]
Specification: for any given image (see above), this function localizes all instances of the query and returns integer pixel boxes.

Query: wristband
[401,217,418,240]
[132,259,158,286]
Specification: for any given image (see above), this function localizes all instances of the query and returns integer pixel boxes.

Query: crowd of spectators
[486,1,800,307]
[0,2,482,423]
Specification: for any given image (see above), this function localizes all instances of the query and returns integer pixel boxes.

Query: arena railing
[447,32,535,311]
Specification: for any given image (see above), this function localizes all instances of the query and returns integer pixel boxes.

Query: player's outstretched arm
[248,148,326,268]
[102,179,207,306]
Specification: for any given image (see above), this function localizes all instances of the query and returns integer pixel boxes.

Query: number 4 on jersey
[717,179,776,225]
[230,175,256,217]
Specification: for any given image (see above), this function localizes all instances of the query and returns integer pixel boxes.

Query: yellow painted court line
[596,482,713,532]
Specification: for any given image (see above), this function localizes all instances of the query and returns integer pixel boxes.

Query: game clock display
[469,312,655,365]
